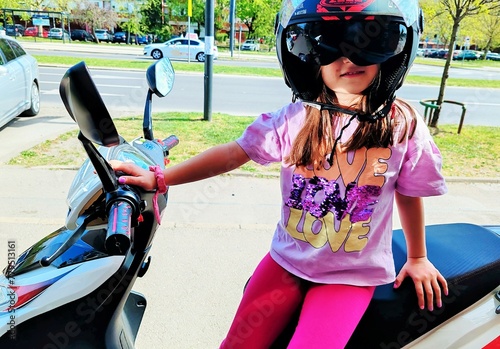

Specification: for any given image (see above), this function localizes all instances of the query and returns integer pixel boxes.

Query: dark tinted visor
[285,18,407,66]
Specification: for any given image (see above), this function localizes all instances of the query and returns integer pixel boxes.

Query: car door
[0,44,8,123]
[177,39,190,59]
[0,38,24,126]
[166,39,186,59]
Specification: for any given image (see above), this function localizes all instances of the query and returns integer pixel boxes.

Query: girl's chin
[332,90,363,102]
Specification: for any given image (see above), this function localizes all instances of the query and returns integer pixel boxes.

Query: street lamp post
[203,0,214,121]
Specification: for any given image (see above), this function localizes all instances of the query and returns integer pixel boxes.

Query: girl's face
[321,57,379,106]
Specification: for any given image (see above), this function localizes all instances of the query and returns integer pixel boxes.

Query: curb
[3,165,498,184]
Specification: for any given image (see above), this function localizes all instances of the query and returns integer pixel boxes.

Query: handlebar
[103,136,177,255]
[159,135,179,157]
[105,200,134,255]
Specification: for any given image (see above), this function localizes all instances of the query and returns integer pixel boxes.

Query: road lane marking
[42,88,125,96]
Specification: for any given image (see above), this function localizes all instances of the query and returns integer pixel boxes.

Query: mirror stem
[143,90,154,140]
[79,132,117,193]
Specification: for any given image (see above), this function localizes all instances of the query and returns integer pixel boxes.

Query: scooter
[0,57,499,349]
[0,58,178,348]
[269,223,500,348]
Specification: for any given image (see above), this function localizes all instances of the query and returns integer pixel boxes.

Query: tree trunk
[483,37,492,60]
[430,19,460,127]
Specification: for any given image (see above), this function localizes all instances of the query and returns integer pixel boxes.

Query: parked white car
[143,38,218,62]
[241,39,260,51]
[0,36,40,129]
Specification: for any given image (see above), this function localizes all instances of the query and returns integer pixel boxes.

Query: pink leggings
[220,253,375,349]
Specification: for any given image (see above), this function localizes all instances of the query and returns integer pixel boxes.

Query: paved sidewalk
[0,165,499,348]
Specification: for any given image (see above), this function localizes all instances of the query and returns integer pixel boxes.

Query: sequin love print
[284,146,391,252]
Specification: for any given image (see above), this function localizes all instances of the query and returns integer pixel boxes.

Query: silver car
[0,35,40,129]
[94,29,111,43]
[241,39,260,51]
[143,38,218,62]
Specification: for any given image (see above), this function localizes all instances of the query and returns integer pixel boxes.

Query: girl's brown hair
[285,72,417,170]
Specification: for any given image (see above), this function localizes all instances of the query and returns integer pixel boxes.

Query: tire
[21,81,40,117]
[196,52,205,62]
[151,49,163,60]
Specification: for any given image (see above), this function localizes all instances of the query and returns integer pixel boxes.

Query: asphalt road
[20,39,500,127]
[33,65,500,126]
[22,41,500,80]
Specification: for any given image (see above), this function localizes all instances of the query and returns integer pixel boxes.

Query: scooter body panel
[0,59,174,348]
[405,286,500,349]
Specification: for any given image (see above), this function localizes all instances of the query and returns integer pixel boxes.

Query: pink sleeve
[236,112,282,165]
[396,118,447,197]
[236,103,305,166]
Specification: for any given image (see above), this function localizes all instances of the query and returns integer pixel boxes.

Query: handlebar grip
[161,135,179,152]
[105,201,133,255]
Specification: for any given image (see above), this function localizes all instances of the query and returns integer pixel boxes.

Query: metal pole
[187,16,191,63]
[188,0,192,63]
[238,25,242,56]
[229,0,235,57]
[203,0,214,121]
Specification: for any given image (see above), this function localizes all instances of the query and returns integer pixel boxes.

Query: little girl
[112,0,448,347]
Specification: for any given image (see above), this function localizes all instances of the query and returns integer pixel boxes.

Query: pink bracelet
[149,165,168,224]
[149,165,167,193]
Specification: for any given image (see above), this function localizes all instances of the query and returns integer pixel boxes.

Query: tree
[429,0,500,128]
[0,0,45,26]
[72,0,118,42]
[421,0,453,49]
[236,0,281,38]
[465,10,500,56]
[165,0,224,36]
[120,14,141,43]
[140,0,170,41]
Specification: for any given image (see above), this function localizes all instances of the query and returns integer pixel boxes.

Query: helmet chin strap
[302,95,396,123]
[301,96,396,166]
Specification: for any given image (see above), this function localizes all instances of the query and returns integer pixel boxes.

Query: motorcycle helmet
[276,0,423,120]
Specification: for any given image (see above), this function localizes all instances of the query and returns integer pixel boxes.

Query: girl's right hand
[109,160,157,191]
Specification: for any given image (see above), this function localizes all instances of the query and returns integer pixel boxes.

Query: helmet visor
[285,18,407,66]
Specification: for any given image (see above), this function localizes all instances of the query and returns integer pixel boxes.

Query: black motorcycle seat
[346,223,500,348]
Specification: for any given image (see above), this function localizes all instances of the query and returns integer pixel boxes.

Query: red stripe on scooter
[483,336,500,349]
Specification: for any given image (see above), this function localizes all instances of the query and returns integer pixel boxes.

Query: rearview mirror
[59,61,119,146]
[146,58,175,98]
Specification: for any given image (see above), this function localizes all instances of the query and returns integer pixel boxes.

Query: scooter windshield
[66,143,156,230]
[5,227,108,277]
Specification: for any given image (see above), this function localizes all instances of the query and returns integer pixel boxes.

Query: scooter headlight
[0,285,16,310]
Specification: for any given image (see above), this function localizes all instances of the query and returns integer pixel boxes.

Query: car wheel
[21,81,40,117]
[196,52,206,62]
[151,49,163,60]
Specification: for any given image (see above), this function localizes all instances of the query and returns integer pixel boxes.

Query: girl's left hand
[393,257,448,311]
